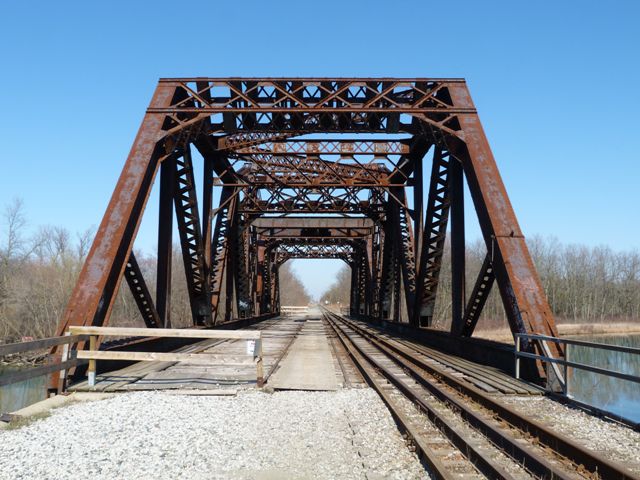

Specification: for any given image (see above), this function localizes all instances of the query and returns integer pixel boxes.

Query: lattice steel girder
[390,188,417,323]
[123,251,161,329]
[266,238,365,266]
[209,187,238,322]
[239,185,388,215]
[174,147,212,326]
[456,255,495,337]
[151,78,476,137]
[219,132,299,151]
[233,154,389,183]
[252,216,374,238]
[413,146,452,326]
[234,140,409,156]
[150,78,475,114]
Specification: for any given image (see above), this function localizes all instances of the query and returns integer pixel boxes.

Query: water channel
[566,333,640,423]
[0,366,47,413]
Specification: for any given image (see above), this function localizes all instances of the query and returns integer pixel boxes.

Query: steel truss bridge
[54,77,563,371]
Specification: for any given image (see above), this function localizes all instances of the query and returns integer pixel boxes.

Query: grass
[4,411,51,430]
[475,321,640,342]
[1,397,80,431]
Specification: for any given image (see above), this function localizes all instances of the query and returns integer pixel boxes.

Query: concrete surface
[269,317,339,391]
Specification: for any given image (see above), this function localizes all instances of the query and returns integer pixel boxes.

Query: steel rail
[321,312,489,480]
[348,319,640,479]
[323,309,640,480]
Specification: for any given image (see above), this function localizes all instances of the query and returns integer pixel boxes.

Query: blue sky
[0,1,639,298]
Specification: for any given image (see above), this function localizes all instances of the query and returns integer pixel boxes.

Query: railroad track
[321,308,639,480]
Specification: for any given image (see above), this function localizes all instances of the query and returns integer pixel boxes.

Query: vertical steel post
[413,156,424,269]
[202,154,214,276]
[156,156,175,328]
[256,337,264,387]
[450,158,465,334]
[88,335,97,387]
[564,343,570,396]
[515,335,521,380]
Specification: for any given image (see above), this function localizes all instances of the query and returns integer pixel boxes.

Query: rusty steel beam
[255,228,372,239]
[449,157,465,333]
[234,140,409,156]
[218,132,300,151]
[151,78,474,114]
[446,83,561,356]
[173,147,212,326]
[123,252,161,329]
[56,81,178,336]
[252,216,374,239]
[234,153,389,183]
[156,155,175,328]
[413,146,452,327]
[233,220,252,318]
[392,188,417,323]
[457,255,495,337]
[209,187,238,322]
[252,217,374,229]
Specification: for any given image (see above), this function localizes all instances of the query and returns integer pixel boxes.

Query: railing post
[515,335,521,380]
[256,335,264,388]
[564,343,570,397]
[88,335,97,387]
[59,331,71,392]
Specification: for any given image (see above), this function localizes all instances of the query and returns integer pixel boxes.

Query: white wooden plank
[76,350,255,366]
[68,326,260,340]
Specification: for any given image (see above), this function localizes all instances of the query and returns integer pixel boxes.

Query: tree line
[2,196,637,341]
[0,199,310,342]
[320,236,640,330]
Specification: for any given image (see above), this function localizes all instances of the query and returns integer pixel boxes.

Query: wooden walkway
[69,317,303,392]
[269,317,339,391]
[69,315,539,396]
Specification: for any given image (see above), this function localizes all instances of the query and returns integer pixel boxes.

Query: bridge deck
[268,316,339,390]
[69,314,540,396]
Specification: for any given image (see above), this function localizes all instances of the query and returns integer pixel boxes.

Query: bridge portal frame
[54,78,562,368]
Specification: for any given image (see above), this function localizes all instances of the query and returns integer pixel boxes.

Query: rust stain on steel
[447,82,559,345]
[52,78,563,387]
[499,237,559,336]
[56,82,177,335]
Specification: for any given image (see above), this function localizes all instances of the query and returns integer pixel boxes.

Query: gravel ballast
[0,389,428,479]
[500,395,640,473]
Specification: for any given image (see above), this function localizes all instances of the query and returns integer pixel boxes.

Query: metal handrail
[0,334,90,387]
[515,333,640,396]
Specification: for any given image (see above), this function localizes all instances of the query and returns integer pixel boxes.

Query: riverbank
[475,322,640,343]
[0,352,47,368]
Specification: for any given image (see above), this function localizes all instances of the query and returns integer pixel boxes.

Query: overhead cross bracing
[54,78,563,384]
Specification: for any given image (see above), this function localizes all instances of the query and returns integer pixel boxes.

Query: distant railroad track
[321,308,639,480]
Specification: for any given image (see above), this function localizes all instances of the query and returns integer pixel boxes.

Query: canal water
[0,366,47,413]
[566,334,640,423]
